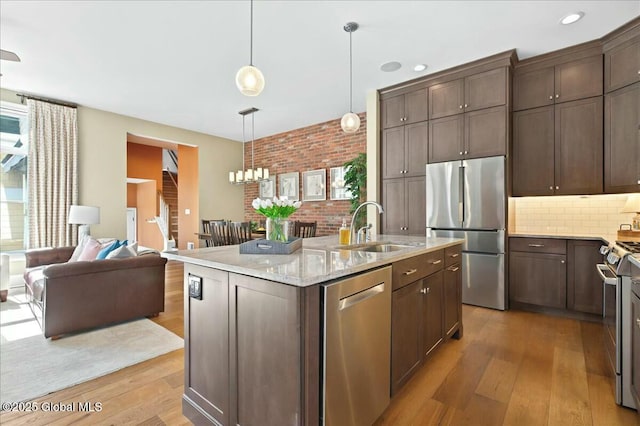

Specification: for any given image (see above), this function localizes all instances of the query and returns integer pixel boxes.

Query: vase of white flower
[252,197,302,243]
[265,217,289,243]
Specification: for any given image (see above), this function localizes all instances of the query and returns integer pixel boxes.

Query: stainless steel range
[597,241,639,409]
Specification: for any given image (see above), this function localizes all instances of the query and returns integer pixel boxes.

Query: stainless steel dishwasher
[321,266,391,426]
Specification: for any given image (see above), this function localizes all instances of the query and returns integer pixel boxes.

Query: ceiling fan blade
[1,49,21,62]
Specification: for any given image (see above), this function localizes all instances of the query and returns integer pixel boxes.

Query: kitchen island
[162,235,463,426]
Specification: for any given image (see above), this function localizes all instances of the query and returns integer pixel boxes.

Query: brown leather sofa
[24,246,167,338]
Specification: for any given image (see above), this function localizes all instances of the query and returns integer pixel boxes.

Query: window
[0,102,28,251]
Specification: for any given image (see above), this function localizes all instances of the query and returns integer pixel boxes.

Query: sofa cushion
[24,266,46,302]
[96,240,120,260]
[105,244,137,259]
[77,238,103,261]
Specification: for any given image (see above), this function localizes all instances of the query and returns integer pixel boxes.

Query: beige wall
[1,88,244,240]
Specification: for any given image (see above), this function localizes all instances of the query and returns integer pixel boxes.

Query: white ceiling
[0,1,638,142]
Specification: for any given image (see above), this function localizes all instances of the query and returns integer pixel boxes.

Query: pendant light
[229,107,269,184]
[236,0,265,97]
[341,22,360,134]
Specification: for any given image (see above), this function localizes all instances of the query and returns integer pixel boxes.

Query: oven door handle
[596,263,618,286]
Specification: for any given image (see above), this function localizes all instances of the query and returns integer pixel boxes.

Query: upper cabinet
[381,88,428,129]
[429,67,507,119]
[603,18,640,194]
[382,122,428,179]
[604,19,640,93]
[513,55,603,111]
[428,66,509,162]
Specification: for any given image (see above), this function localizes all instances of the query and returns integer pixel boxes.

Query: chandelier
[229,107,269,184]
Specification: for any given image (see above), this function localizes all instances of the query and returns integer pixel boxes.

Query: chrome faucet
[350,201,384,244]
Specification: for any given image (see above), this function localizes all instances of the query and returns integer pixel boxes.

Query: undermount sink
[337,242,415,252]
[355,244,410,253]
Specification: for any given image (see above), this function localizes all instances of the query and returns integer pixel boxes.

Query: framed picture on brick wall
[259,176,276,200]
[330,166,352,200]
[302,169,326,201]
[278,172,299,201]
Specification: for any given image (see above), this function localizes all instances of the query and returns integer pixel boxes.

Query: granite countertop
[162,234,463,287]
[508,232,612,244]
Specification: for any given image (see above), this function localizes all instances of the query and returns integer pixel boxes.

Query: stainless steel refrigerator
[426,156,506,310]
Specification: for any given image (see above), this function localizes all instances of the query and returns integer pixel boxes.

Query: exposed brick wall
[243,113,366,236]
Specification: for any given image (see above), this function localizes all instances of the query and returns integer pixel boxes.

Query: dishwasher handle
[339,282,385,311]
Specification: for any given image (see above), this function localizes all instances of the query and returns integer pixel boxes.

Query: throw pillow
[96,240,120,260]
[105,245,137,259]
[69,234,90,262]
[127,241,138,253]
[76,237,103,261]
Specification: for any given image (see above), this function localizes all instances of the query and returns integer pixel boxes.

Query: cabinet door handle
[528,244,544,247]
[549,186,554,190]
[464,150,468,155]
[448,266,460,272]
[561,260,565,264]
[464,104,468,108]
[450,253,460,258]
[637,318,640,329]
[459,105,463,109]
[431,259,442,265]
[555,94,560,99]
[555,186,559,190]
[420,287,430,294]
[549,95,553,100]
[403,268,418,276]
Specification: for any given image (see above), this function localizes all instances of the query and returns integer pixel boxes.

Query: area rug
[0,292,183,403]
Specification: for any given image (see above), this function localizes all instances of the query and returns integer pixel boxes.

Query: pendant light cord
[251,112,255,171]
[242,114,246,175]
[349,30,353,113]
[249,0,254,66]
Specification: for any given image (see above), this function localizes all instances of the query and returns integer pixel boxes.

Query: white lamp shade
[236,65,265,96]
[68,205,100,225]
[622,195,640,213]
[341,112,361,133]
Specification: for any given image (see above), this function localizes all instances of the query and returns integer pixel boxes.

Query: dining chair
[295,221,317,238]
[209,220,233,246]
[230,221,252,244]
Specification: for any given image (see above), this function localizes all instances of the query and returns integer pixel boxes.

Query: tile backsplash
[510,193,640,240]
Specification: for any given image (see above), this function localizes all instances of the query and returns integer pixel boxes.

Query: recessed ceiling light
[380,61,401,72]
[414,64,427,72]
[560,11,584,25]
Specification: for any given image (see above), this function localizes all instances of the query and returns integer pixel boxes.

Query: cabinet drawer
[510,237,566,254]
[393,250,444,291]
[444,245,462,267]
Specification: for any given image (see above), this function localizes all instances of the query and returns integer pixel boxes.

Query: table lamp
[621,195,640,231]
[68,205,100,240]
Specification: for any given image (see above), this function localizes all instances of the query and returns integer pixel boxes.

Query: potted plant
[343,153,367,230]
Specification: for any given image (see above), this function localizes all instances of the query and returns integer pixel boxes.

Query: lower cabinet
[390,246,462,396]
[382,177,426,235]
[509,237,604,315]
[183,264,317,426]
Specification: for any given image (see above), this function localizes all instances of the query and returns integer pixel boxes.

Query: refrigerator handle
[458,165,464,226]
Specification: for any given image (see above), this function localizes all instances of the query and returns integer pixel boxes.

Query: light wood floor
[1,261,638,425]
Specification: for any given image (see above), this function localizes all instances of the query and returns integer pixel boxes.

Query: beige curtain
[27,99,78,249]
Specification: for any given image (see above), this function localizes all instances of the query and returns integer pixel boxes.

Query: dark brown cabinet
[604,26,640,93]
[509,238,567,309]
[429,105,507,163]
[382,121,428,179]
[513,55,603,111]
[512,97,603,196]
[423,271,444,356]
[604,83,640,193]
[390,279,423,395]
[509,237,606,316]
[381,88,428,129]
[382,177,426,236]
[391,248,461,396]
[183,265,313,426]
[443,245,462,338]
[429,67,507,119]
[567,240,604,315]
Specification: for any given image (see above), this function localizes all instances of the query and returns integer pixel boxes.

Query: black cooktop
[617,240,640,253]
